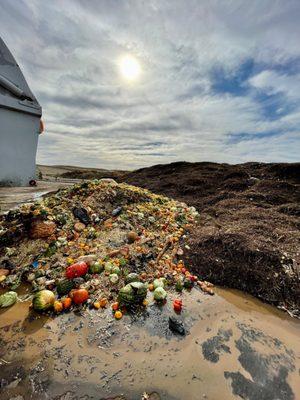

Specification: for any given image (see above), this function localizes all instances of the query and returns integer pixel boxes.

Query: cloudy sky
[1,0,299,170]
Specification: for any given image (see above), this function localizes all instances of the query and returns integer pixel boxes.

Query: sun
[120,55,141,81]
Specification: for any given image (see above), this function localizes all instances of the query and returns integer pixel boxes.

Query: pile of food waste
[0,179,214,319]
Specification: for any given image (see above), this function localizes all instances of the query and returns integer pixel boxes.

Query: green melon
[118,282,147,305]
[125,272,140,284]
[32,290,55,311]
[56,279,74,295]
[89,261,104,274]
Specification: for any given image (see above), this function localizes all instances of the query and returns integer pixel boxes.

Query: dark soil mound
[61,169,126,181]
[122,162,300,315]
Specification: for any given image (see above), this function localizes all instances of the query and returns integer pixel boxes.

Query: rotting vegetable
[0,179,214,319]
[0,291,18,308]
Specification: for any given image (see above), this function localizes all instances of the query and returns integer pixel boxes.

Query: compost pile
[0,179,211,317]
[123,161,300,316]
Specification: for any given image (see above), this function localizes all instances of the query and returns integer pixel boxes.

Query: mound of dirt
[60,169,126,181]
[122,162,300,315]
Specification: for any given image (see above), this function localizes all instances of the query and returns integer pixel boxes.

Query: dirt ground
[37,165,127,182]
[122,162,300,316]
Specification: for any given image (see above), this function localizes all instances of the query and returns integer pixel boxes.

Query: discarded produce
[32,290,55,311]
[154,287,167,301]
[56,279,74,295]
[66,262,88,279]
[93,301,101,309]
[173,299,182,312]
[53,300,63,313]
[114,310,123,319]
[0,179,213,319]
[0,291,17,308]
[62,297,72,309]
[70,288,89,304]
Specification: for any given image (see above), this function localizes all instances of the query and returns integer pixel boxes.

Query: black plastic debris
[72,206,90,225]
[169,316,186,335]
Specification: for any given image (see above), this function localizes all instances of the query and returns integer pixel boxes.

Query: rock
[0,268,10,277]
[169,316,186,335]
[72,206,90,225]
[74,222,86,232]
[30,220,56,239]
[127,231,139,243]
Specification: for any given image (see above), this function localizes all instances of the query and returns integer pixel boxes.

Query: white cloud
[249,70,300,100]
[0,0,299,169]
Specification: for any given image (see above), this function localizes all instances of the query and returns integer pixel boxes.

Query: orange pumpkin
[112,302,119,311]
[62,297,72,309]
[71,289,89,304]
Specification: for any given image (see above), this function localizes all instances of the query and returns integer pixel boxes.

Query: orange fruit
[100,298,108,308]
[114,311,123,319]
[53,300,63,313]
[62,297,72,310]
[71,289,89,304]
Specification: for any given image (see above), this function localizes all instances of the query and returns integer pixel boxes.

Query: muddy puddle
[1,287,299,400]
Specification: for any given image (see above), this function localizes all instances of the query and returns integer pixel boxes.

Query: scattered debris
[0,179,213,318]
[169,316,186,335]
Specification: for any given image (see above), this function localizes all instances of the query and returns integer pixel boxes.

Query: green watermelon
[56,279,74,295]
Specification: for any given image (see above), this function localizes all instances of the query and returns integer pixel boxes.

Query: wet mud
[1,287,299,400]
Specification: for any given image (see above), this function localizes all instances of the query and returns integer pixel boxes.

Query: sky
[0,0,299,170]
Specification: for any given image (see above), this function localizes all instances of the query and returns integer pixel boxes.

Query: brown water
[1,286,299,400]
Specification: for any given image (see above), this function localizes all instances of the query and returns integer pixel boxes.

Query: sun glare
[120,55,141,81]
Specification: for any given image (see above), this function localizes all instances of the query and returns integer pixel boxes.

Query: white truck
[0,37,43,186]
